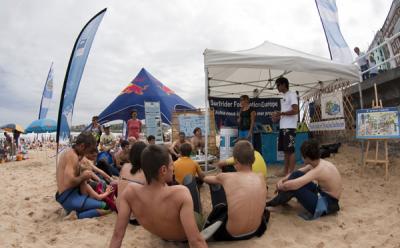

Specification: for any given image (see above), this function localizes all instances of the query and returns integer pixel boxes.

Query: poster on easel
[356,107,400,139]
[144,101,163,144]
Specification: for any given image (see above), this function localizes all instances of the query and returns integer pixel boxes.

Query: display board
[144,101,163,144]
[178,114,210,137]
[321,91,344,119]
[172,109,217,155]
[356,107,400,139]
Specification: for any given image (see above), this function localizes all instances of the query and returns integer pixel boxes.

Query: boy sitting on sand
[174,143,205,186]
[79,159,115,213]
[266,139,342,220]
[202,140,269,241]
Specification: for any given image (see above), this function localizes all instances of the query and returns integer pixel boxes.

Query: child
[174,143,205,186]
[79,159,116,212]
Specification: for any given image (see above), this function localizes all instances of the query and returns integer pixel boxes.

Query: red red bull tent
[97,68,195,125]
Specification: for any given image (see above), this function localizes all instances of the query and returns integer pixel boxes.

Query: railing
[354,32,400,77]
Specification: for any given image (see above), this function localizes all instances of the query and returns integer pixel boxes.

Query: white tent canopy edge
[202,40,362,170]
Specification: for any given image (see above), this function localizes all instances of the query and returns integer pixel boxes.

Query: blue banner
[56,9,106,144]
[315,0,353,64]
[208,97,280,129]
[39,62,54,119]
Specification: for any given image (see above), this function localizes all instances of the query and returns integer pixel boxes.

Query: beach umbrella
[25,118,57,133]
[0,123,25,133]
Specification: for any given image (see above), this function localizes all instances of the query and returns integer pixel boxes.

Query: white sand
[0,144,400,248]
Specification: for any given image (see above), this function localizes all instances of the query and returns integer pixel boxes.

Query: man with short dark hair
[90,116,103,145]
[109,145,207,248]
[169,131,189,160]
[147,135,156,145]
[56,132,110,219]
[174,143,205,185]
[272,77,299,176]
[266,140,342,219]
[202,140,268,241]
[114,140,130,169]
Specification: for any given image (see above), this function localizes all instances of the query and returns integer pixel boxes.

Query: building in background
[368,0,400,70]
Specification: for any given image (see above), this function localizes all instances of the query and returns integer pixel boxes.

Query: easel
[362,84,389,180]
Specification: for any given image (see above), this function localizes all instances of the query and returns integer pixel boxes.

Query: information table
[261,132,309,164]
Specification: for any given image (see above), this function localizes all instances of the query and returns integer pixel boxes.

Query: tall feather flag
[315,0,353,64]
[38,62,54,119]
[56,8,107,145]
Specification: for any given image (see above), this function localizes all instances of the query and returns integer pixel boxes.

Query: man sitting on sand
[114,140,130,170]
[266,140,342,219]
[55,132,111,219]
[202,140,269,241]
[109,145,207,248]
[169,131,189,161]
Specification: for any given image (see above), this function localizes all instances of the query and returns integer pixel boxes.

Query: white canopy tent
[202,40,362,169]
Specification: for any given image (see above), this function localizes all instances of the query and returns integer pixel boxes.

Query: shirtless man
[266,139,342,219]
[114,140,130,169]
[109,144,207,248]
[56,132,110,219]
[191,127,205,154]
[169,131,189,160]
[203,140,268,241]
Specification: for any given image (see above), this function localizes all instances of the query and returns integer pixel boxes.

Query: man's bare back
[308,159,342,199]
[125,184,189,240]
[56,148,81,194]
[218,172,267,236]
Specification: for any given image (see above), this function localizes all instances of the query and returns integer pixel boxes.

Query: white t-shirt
[100,133,116,151]
[356,52,368,67]
[280,90,298,129]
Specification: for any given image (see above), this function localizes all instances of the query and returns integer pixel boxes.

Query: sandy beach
[0,144,399,248]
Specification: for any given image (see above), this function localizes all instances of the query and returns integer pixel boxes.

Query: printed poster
[321,91,344,120]
[144,101,163,144]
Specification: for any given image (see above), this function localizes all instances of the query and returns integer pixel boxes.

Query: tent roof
[97,68,194,125]
[204,40,360,98]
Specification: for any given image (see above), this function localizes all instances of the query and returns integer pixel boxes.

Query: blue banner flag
[39,62,54,119]
[56,8,106,144]
[315,0,353,64]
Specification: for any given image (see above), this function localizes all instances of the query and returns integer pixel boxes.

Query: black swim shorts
[278,128,296,153]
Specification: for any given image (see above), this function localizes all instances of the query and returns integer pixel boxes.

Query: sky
[0,0,393,127]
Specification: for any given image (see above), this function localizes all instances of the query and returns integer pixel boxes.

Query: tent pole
[357,75,365,169]
[204,65,209,172]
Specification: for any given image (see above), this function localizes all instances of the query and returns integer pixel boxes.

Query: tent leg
[358,80,365,169]
[204,67,209,172]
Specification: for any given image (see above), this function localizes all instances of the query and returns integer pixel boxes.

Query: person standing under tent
[272,77,299,177]
[237,95,256,143]
[127,109,142,140]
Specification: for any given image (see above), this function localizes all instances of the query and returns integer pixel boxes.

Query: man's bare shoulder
[167,185,191,202]
[122,182,142,199]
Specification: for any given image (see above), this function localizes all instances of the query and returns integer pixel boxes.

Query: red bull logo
[120,83,149,95]
[159,84,175,95]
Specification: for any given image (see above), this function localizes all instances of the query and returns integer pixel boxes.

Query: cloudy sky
[0,0,392,127]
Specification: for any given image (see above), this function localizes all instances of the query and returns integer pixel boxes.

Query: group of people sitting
[55,126,342,247]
